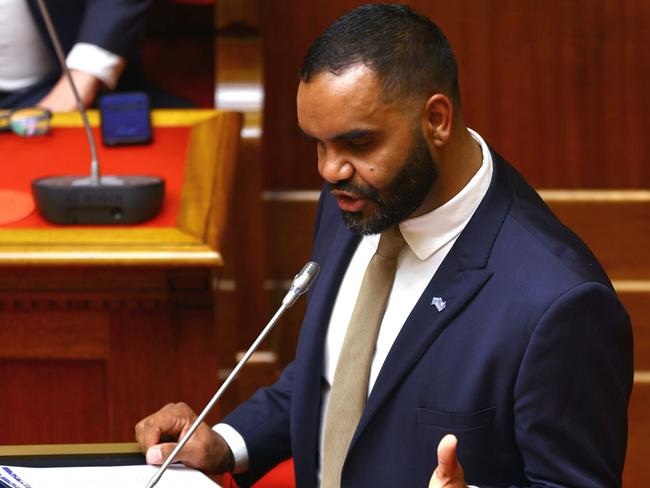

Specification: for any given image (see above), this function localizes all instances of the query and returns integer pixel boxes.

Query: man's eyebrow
[332,129,378,142]
[298,127,379,142]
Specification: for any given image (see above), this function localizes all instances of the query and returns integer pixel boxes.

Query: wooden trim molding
[634,371,650,384]
[0,442,140,457]
[261,189,650,203]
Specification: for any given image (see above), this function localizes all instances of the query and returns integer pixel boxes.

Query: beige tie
[321,226,406,488]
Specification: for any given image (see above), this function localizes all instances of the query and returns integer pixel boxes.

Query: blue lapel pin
[431,296,446,312]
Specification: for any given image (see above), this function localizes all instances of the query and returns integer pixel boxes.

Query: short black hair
[300,3,461,106]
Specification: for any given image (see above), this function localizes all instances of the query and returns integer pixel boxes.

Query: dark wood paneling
[624,380,650,487]
[0,267,229,444]
[262,0,650,189]
[263,199,316,280]
[223,137,269,350]
[106,307,179,441]
[0,359,107,444]
[546,197,650,279]
[264,288,308,368]
[0,310,109,360]
[142,1,215,107]
[620,292,650,371]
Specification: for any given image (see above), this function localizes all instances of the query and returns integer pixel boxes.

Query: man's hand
[429,434,468,488]
[37,70,102,112]
[135,402,234,474]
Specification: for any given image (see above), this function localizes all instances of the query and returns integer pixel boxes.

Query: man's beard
[329,129,439,235]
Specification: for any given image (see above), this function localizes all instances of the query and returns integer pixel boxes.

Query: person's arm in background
[38,47,124,111]
[36,0,153,111]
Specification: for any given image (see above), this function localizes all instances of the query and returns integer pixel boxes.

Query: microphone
[145,261,320,488]
[30,0,164,225]
[282,261,321,307]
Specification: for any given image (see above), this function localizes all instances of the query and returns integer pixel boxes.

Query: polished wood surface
[0,442,140,457]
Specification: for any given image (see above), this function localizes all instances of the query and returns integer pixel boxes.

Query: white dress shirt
[217,129,494,478]
[0,0,124,92]
[0,0,55,91]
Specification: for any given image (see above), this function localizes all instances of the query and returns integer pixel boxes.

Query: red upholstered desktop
[221,459,296,488]
[253,460,296,488]
[0,126,189,228]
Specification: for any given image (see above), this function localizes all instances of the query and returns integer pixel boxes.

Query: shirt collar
[397,128,494,261]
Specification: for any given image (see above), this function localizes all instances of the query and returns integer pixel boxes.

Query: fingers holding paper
[135,402,234,474]
[429,434,468,488]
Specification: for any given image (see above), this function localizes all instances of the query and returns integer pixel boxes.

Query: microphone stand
[145,262,320,488]
[35,0,100,184]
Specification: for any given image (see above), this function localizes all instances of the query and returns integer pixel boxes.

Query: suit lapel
[351,256,492,446]
[349,149,513,450]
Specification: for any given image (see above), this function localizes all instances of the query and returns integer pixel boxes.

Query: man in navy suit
[136,4,633,487]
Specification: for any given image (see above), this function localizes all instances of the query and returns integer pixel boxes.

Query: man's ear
[424,94,453,148]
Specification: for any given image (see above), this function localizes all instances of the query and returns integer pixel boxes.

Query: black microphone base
[32,175,165,225]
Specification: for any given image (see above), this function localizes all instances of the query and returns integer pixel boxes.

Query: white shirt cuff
[65,42,125,89]
[213,423,249,474]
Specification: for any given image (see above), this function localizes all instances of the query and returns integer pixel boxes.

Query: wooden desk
[0,442,142,467]
[0,110,242,445]
[0,442,227,486]
[0,110,242,265]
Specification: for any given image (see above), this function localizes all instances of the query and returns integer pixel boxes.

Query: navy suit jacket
[0,0,151,109]
[225,151,633,487]
[28,0,152,61]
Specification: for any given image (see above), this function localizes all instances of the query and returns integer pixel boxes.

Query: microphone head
[282,261,320,307]
[295,261,320,289]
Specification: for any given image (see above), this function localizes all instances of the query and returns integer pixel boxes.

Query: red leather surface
[0,189,35,224]
[220,459,296,488]
[0,126,190,227]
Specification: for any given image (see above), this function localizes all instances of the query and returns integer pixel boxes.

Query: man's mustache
[327,180,381,202]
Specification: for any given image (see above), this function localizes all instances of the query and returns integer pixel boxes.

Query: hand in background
[429,434,468,488]
[135,402,234,474]
[37,69,102,112]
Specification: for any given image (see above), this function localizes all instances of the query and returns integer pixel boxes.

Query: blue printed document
[0,464,220,488]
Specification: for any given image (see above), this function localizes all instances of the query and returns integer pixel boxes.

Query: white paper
[0,464,221,488]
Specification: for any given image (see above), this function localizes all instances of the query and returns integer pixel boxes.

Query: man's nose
[319,152,354,184]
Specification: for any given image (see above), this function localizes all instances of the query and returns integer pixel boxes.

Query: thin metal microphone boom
[145,261,320,488]
[35,0,100,184]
